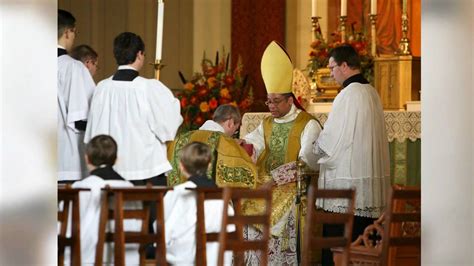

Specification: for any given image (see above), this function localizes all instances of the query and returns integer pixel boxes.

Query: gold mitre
[261,41,293,94]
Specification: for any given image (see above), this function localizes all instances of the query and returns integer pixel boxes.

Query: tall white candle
[371,0,377,15]
[155,0,164,61]
[312,0,317,17]
[341,0,347,16]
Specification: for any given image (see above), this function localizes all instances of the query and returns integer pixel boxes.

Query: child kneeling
[161,141,233,265]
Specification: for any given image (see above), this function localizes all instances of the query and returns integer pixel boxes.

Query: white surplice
[84,66,183,180]
[199,120,225,133]
[57,50,95,181]
[314,82,390,218]
[244,104,322,171]
[160,180,233,265]
[63,175,141,265]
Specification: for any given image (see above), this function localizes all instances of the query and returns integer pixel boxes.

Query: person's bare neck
[344,69,361,80]
[58,37,68,50]
[127,61,142,72]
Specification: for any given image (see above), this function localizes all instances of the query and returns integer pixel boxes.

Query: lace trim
[317,203,385,218]
[240,111,421,142]
[317,176,389,218]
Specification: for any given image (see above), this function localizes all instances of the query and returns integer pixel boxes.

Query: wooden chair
[94,186,171,266]
[58,184,90,266]
[332,185,421,266]
[217,187,272,266]
[302,183,356,266]
[186,187,225,266]
[332,214,384,265]
[381,185,421,265]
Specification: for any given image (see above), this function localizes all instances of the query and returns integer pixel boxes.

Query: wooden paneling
[58,0,191,87]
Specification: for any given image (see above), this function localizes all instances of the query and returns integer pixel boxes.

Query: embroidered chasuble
[167,130,257,188]
[243,111,313,235]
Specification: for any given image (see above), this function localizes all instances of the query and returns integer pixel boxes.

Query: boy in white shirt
[70,134,140,265]
[159,142,233,265]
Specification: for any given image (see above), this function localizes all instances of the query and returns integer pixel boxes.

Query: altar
[239,111,421,187]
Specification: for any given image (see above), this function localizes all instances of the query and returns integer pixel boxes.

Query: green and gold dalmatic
[242,112,313,236]
[167,130,257,188]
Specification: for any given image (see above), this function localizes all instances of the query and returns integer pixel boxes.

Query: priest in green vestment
[242,41,323,265]
[167,104,257,188]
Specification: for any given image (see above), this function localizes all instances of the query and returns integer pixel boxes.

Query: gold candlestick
[311,16,322,41]
[152,59,165,80]
[339,16,347,42]
[369,14,378,57]
[396,0,411,55]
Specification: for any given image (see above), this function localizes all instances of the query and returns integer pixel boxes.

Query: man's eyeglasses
[69,28,79,35]
[265,98,287,106]
[328,64,339,71]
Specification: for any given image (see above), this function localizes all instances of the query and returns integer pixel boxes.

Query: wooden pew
[186,187,226,266]
[332,185,421,265]
[94,186,171,266]
[58,184,90,266]
[302,184,356,266]
[217,187,272,266]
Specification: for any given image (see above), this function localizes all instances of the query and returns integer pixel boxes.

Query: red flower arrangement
[308,23,374,82]
[177,51,253,131]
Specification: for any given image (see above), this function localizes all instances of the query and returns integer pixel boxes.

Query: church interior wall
[421,0,473,263]
[1,0,472,263]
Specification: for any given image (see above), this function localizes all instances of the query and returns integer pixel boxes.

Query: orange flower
[184,82,194,90]
[209,97,218,110]
[200,101,210,113]
[230,101,237,107]
[207,77,217,88]
[310,40,321,48]
[220,87,230,99]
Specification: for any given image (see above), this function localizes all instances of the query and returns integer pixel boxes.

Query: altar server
[70,44,99,77]
[84,32,183,185]
[68,135,140,265]
[58,9,96,182]
[161,142,233,265]
[313,45,390,264]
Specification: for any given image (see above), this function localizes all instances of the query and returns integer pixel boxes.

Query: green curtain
[389,139,421,187]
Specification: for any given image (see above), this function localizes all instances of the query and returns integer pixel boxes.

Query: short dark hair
[328,44,361,69]
[113,32,145,65]
[70,44,98,63]
[58,9,76,39]
[86,135,118,167]
[179,142,211,177]
[213,104,241,124]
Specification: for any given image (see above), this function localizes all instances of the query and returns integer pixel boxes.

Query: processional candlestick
[396,0,411,55]
[311,16,322,41]
[153,0,165,80]
[369,14,378,57]
[339,16,347,42]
